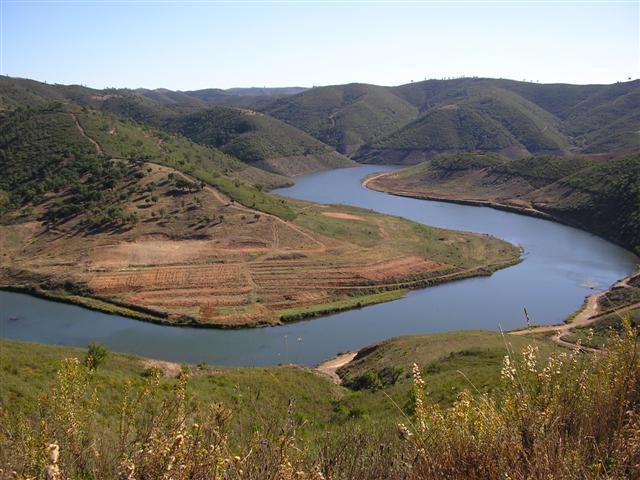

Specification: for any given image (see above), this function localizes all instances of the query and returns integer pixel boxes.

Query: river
[1,165,637,366]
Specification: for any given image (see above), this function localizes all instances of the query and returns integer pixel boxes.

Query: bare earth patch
[141,359,182,377]
[321,212,366,221]
[316,352,357,384]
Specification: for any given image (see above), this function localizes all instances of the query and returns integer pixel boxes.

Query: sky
[1,1,638,90]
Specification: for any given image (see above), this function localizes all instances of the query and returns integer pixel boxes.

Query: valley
[3,1,640,476]
[0,104,518,328]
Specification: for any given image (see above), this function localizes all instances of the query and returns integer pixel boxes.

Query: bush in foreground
[1,321,638,479]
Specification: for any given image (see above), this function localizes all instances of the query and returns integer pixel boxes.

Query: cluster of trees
[0,107,145,230]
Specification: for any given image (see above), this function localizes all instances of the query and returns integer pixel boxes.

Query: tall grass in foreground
[1,321,638,479]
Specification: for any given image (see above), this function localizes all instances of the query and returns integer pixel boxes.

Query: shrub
[84,343,109,371]
[399,319,640,479]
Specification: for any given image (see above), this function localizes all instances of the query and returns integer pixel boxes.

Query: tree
[84,343,109,371]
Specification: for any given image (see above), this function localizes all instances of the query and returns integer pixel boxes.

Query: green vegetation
[167,106,355,176]
[265,83,418,154]
[278,290,408,322]
[370,152,640,254]
[84,343,109,370]
[2,323,638,478]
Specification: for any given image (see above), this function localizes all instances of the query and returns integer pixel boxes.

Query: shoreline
[315,351,358,384]
[362,171,639,256]
[0,255,520,330]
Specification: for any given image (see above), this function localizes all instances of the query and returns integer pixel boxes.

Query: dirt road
[70,113,103,155]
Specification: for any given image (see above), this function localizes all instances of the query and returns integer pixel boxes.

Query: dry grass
[1,321,638,479]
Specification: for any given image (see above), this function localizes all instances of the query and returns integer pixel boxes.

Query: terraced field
[1,156,519,327]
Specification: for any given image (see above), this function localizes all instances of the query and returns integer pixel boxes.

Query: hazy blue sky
[1,1,638,89]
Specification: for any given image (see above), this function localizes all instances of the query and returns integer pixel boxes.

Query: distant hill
[366,152,640,253]
[264,83,418,155]
[223,86,307,96]
[375,78,639,162]
[0,77,346,178]
[0,76,307,112]
[3,76,636,162]
[138,86,308,109]
[167,106,355,176]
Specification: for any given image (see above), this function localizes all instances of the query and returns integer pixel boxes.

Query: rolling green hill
[137,86,308,109]
[3,76,636,163]
[264,83,419,155]
[167,106,356,176]
[389,77,639,157]
[357,85,573,164]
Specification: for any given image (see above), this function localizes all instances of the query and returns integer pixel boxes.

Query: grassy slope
[0,330,556,430]
[0,339,343,439]
[367,152,640,254]
[264,83,418,155]
[337,331,558,415]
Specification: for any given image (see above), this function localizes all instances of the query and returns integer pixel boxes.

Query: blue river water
[1,165,637,366]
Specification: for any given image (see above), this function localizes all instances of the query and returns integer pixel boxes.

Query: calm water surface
[1,166,637,366]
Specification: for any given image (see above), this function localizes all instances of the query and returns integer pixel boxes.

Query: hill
[387,77,639,157]
[166,106,356,177]
[3,76,636,162]
[365,152,640,254]
[357,84,573,164]
[264,83,419,155]
[0,105,519,327]
[0,78,351,179]
[0,76,306,111]
[138,86,308,109]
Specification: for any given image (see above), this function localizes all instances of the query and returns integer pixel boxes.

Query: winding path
[511,284,639,350]
[70,113,103,155]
